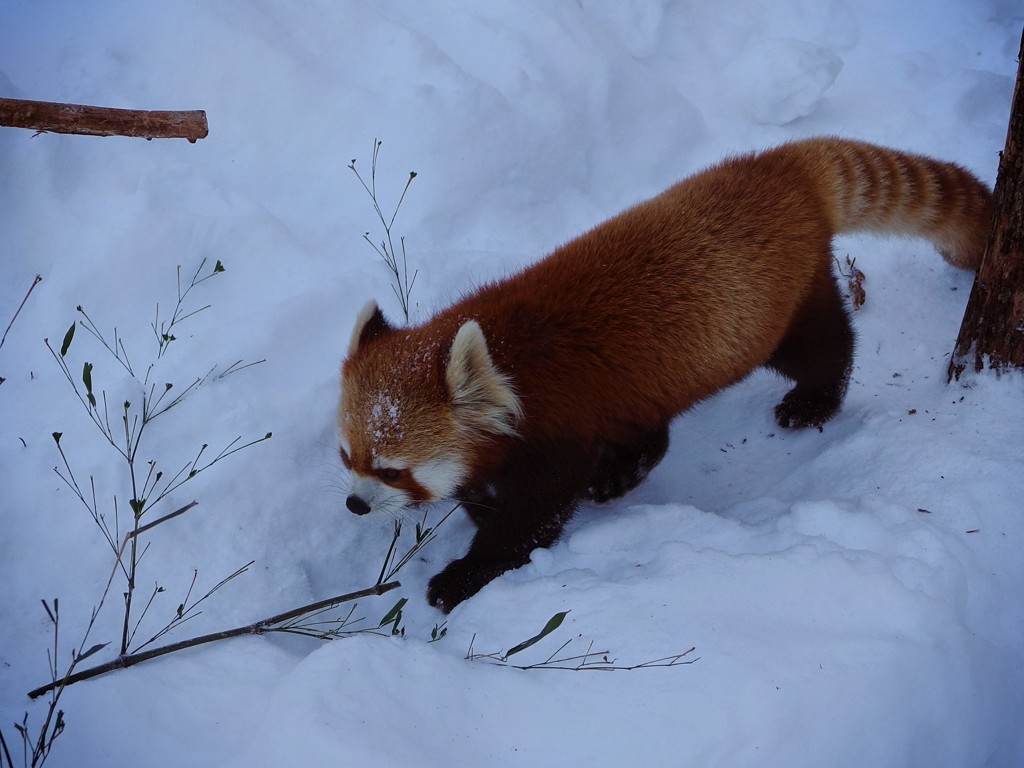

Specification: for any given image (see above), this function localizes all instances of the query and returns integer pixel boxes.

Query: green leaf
[504,611,569,659]
[52,432,62,445]
[82,361,95,407]
[75,642,109,663]
[214,260,225,273]
[378,597,408,629]
[60,322,76,357]
[129,497,145,518]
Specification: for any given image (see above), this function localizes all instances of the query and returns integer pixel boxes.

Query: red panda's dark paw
[774,389,841,431]
[427,560,483,614]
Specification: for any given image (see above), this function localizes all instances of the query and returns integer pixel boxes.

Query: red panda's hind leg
[768,257,855,430]
[586,425,670,503]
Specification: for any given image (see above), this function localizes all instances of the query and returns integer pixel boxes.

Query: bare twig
[468,642,700,672]
[465,613,699,672]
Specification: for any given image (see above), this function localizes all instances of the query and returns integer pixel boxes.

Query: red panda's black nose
[346,495,371,515]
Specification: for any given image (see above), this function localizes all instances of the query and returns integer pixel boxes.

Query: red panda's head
[338,300,522,517]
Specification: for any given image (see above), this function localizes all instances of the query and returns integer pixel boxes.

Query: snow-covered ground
[2,2,1023,766]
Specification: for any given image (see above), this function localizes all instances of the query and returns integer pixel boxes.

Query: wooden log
[0,98,208,142]
[948,28,1024,379]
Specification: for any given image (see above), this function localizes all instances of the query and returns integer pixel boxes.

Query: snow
[2,1,1023,766]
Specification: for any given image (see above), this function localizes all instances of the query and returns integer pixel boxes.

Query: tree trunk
[948,28,1024,380]
[0,98,208,142]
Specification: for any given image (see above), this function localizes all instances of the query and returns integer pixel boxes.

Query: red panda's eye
[339,448,352,469]
[379,467,403,483]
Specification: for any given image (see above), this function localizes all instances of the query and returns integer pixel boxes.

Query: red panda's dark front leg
[427,440,597,612]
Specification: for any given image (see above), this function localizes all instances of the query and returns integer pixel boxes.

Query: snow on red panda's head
[338,300,522,517]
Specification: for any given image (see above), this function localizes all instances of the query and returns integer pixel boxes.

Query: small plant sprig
[1,593,114,768]
[154,259,225,358]
[376,503,461,587]
[466,612,699,671]
[349,140,418,323]
[43,259,270,658]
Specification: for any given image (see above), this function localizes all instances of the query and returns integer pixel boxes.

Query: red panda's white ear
[446,321,523,437]
[347,300,391,357]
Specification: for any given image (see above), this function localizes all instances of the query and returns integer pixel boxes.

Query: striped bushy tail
[795,138,994,269]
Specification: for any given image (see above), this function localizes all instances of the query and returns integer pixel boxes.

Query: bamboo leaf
[504,611,569,659]
[75,642,109,663]
[378,597,407,626]
[82,361,96,407]
[60,322,76,357]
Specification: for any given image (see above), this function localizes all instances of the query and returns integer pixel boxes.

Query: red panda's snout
[345,494,371,515]
[344,466,419,520]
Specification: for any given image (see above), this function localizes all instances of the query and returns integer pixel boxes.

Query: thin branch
[76,307,133,376]
[216,358,267,379]
[27,581,401,699]
[0,274,42,351]
[133,560,254,653]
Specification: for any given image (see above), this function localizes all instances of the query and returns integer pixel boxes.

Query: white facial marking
[413,457,467,501]
[372,456,408,471]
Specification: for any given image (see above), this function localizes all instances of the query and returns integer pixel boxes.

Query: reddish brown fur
[340,138,993,611]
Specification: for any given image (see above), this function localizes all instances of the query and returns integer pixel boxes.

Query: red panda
[338,137,992,612]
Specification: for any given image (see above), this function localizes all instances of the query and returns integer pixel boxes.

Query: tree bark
[0,98,208,142]
[949,28,1024,379]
